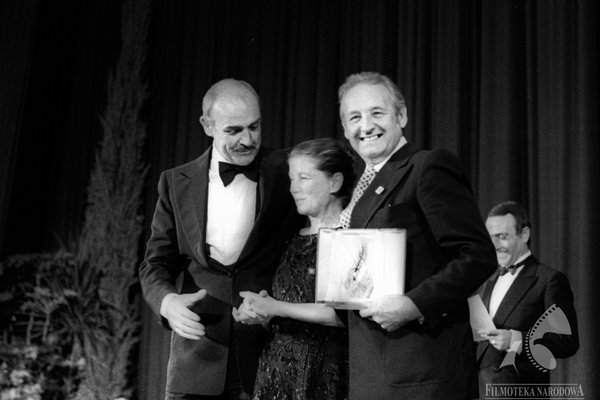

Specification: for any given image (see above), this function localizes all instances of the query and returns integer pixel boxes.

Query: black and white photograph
[0,1,597,399]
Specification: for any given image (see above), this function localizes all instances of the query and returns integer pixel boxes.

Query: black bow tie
[218,161,258,186]
[498,258,528,276]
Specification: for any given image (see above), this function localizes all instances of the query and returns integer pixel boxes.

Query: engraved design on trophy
[343,240,374,298]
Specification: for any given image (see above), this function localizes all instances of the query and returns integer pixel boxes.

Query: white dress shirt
[489,251,531,318]
[489,250,531,353]
[206,147,257,266]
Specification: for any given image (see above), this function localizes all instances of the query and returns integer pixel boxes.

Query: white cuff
[508,329,523,354]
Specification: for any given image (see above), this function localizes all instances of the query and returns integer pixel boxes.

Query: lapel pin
[375,186,385,195]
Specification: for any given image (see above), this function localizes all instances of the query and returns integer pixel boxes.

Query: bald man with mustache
[140,79,302,399]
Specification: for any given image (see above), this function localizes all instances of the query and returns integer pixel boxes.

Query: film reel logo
[500,304,572,372]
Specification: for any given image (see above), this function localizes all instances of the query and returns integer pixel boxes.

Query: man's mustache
[233,145,257,152]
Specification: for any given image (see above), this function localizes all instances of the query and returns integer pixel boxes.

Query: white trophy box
[316,228,406,309]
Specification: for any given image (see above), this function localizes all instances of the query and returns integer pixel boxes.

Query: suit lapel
[492,258,539,327]
[481,274,499,310]
[176,149,210,267]
[351,142,418,229]
[176,148,283,267]
[477,259,538,360]
[237,148,275,261]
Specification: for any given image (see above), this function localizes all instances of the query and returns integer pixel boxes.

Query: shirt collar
[498,250,532,278]
[513,250,532,267]
[210,145,227,171]
[371,136,407,172]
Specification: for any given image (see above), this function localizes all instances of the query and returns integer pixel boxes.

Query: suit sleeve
[139,171,189,322]
[405,149,497,322]
[524,271,579,358]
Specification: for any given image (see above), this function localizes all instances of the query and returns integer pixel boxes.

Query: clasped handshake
[162,289,279,340]
[231,290,276,326]
[164,289,422,340]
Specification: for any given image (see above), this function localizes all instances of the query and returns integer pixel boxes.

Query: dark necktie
[498,258,528,276]
[218,161,258,186]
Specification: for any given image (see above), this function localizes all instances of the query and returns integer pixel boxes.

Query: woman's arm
[236,290,344,327]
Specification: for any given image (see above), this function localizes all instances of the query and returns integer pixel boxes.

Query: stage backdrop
[1,1,598,399]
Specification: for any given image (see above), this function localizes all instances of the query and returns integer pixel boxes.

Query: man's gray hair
[338,71,406,118]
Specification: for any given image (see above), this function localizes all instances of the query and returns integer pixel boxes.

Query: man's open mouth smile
[359,133,383,142]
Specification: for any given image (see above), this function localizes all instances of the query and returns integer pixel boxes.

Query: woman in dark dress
[232,138,355,400]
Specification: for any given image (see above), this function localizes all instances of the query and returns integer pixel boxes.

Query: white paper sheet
[467,294,496,341]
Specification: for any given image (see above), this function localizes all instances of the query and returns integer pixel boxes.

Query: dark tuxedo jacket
[139,146,302,395]
[346,142,497,400]
[477,256,579,391]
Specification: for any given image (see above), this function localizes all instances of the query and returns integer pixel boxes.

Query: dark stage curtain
[0,0,122,255]
[1,1,598,399]
[0,0,37,256]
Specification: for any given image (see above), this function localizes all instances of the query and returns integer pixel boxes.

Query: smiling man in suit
[477,201,579,397]
[139,78,301,399]
[337,71,497,400]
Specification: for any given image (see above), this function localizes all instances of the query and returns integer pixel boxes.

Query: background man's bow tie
[218,161,258,186]
[498,258,528,276]
[498,264,517,276]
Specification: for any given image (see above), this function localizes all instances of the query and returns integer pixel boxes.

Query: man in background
[139,79,301,399]
[477,201,579,397]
